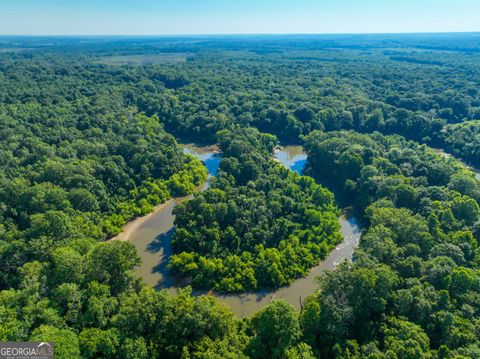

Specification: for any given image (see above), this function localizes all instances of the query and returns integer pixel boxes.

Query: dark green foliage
[247,300,314,359]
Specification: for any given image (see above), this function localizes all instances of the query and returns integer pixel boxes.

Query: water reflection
[125,142,480,317]
[182,143,222,176]
[128,144,221,294]
[149,228,175,288]
[274,146,308,174]
[129,198,178,293]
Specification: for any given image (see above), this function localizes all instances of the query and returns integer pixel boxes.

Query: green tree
[79,328,119,358]
[382,317,431,359]
[50,247,84,286]
[247,300,305,359]
[88,241,140,295]
[30,325,80,359]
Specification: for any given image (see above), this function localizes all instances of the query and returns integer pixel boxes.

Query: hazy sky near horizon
[1,0,479,35]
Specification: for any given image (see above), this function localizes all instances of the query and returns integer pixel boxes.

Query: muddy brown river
[121,144,362,317]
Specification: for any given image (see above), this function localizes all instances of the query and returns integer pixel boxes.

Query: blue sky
[0,0,479,35]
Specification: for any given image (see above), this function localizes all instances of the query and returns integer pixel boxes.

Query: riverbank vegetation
[169,128,342,292]
[442,121,480,167]
[0,34,479,357]
[302,130,480,357]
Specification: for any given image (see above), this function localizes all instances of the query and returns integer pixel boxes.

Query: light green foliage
[30,325,80,359]
[79,328,120,358]
[112,287,246,358]
[382,317,432,359]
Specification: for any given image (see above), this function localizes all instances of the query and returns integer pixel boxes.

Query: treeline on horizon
[1,34,479,163]
[0,35,479,358]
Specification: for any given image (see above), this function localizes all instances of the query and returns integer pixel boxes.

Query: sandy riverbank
[109,199,175,242]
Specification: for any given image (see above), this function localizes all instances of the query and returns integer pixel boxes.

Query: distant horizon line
[1,31,479,37]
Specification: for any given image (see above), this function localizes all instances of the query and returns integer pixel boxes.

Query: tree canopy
[0,34,479,358]
[169,128,341,292]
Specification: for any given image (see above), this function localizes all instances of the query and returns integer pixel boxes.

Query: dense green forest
[0,34,479,358]
[303,130,480,357]
[169,128,341,292]
[2,34,479,148]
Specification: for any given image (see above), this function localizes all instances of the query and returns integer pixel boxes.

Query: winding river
[116,144,361,317]
[122,144,222,292]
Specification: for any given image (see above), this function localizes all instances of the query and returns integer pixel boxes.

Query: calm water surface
[182,143,222,177]
[127,144,362,317]
[274,145,308,174]
[129,144,221,293]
